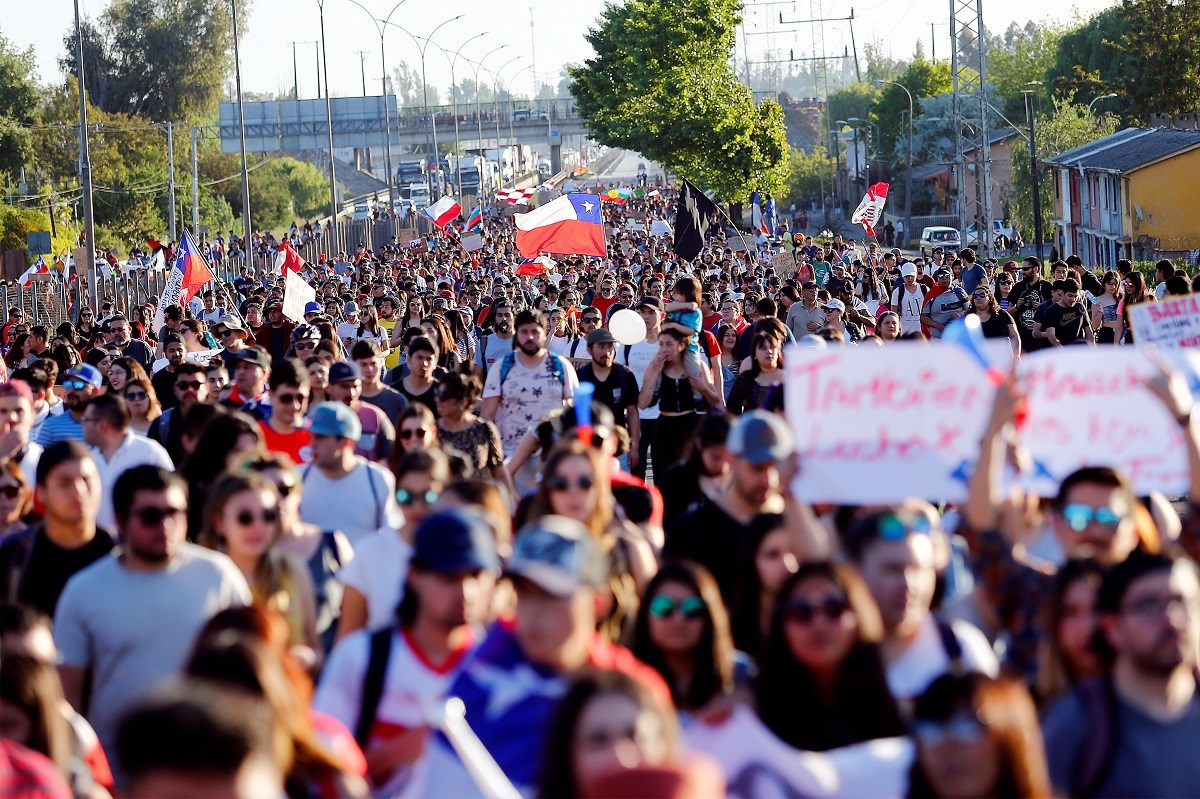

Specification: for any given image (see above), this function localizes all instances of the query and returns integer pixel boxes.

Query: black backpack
[354,628,394,748]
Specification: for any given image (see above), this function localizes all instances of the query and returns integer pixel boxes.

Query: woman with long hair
[394,402,438,458]
[0,458,33,538]
[639,327,721,473]
[1122,271,1151,344]
[537,669,681,799]
[443,308,476,369]
[628,561,739,714]
[1035,558,1104,706]
[106,356,148,394]
[877,311,902,342]
[420,315,462,372]
[907,673,1050,799]
[75,308,97,345]
[726,330,785,415]
[352,305,389,354]
[967,285,1021,356]
[184,634,369,798]
[122,375,162,436]
[179,318,214,353]
[859,264,887,316]
[51,342,80,377]
[435,371,512,494]
[305,357,330,407]
[4,333,28,371]
[729,512,800,658]
[994,270,1016,311]
[181,409,266,536]
[716,323,741,402]
[1090,270,1125,345]
[755,562,905,751]
[402,295,425,330]
[199,473,320,664]
[658,412,731,525]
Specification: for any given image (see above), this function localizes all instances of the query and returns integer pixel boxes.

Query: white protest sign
[772,250,797,278]
[1128,296,1200,349]
[281,269,316,324]
[183,348,224,367]
[460,233,485,252]
[649,219,672,237]
[784,342,998,504]
[1018,347,1188,496]
[686,706,913,799]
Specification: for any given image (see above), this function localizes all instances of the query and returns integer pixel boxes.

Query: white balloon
[608,308,647,346]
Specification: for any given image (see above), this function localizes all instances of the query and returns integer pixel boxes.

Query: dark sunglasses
[396,488,440,506]
[275,392,308,406]
[648,594,707,620]
[582,316,601,324]
[547,475,594,492]
[131,505,186,526]
[399,427,428,440]
[0,485,23,499]
[295,341,317,350]
[175,380,204,391]
[124,391,149,402]
[235,509,278,525]
[784,595,851,624]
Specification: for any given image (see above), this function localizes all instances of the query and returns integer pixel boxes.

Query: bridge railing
[392,97,580,127]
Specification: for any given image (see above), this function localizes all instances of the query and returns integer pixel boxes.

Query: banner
[460,233,485,252]
[783,342,1003,504]
[1018,348,1188,496]
[685,706,912,799]
[1128,296,1200,349]
[281,269,316,324]
[772,250,798,278]
[649,219,673,237]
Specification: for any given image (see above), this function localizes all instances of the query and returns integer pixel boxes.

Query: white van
[919,226,961,257]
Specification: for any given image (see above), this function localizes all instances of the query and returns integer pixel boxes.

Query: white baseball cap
[901,263,918,277]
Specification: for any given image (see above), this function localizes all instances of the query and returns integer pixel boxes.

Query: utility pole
[291,42,300,98]
[230,0,253,253]
[317,0,339,255]
[1024,89,1043,260]
[529,7,538,98]
[356,50,369,96]
[166,122,176,242]
[191,126,200,235]
[950,0,993,256]
[72,0,97,309]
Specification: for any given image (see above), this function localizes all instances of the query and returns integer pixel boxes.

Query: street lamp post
[423,32,489,199]
[464,46,508,197]
[1088,92,1118,115]
[848,118,879,188]
[486,56,523,188]
[877,79,913,247]
[504,64,534,177]
[316,0,339,256]
[231,0,254,258]
[72,0,96,303]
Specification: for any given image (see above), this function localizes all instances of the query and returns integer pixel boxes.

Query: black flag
[673,180,718,261]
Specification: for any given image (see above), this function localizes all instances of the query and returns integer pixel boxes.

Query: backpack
[498,350,568,388]
[354,627,394,748]
[301,462,386,531]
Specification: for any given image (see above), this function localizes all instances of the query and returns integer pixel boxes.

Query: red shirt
[592,294,619,319]
[259,421,313,465]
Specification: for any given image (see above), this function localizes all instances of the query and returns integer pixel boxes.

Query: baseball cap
[586,328,616,346]
[307,402,361,441]
[344,301,360,315]
[327,361,362,384]
[505,516,609,596]
[800,281,818,291]
[411,509,501,575]
[212,318,246,335]
[822,298,846,312]
[267,301,283,312]
[235,347,271,370]
[726,410,793,465]
[901,263,918,278]
[935,267,952,279]
[304,301,323,315]
[66,363,104,389]
[636,297,663,311]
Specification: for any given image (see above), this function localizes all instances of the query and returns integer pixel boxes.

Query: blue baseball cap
[65,363,103,388]
[303,301,322,315]
[307,402,361,441]
[726,410,793,465]
[411,510,501,575]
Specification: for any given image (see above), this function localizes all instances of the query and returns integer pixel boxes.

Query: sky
[8,0,1118,106]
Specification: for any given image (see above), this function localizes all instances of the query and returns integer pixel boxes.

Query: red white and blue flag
[152,229,214,330]
[464,204,483,232]
[17,256,48,288]
[851,182,890,237]
[421,195,462,229]
[274,239,305,275]
[514,193,606,258]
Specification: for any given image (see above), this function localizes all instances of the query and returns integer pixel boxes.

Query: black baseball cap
[411,509,501,574]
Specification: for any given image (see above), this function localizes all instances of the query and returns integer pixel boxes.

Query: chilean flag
[17,256,48,288]
[514,193,606,258]
[421,195,462,229]
[851,182,890,237]
[274,239,305,275]
[152,230,214,330]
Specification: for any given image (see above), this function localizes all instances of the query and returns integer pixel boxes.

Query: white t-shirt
[53,545,251,756]
[91,431,174,531]
[299,460,404,545]
[338,530,413,633]
[481,352,576,457]
[886,614,998,702]
[623,339,661,421]
[314,627,478,799]
[891,285,926,335]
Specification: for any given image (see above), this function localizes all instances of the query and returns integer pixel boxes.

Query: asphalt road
[593,149,663,184]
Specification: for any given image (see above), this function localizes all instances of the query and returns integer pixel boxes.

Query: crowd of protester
[0,182,1199,799]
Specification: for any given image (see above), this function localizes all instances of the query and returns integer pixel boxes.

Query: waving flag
[602,188,631,204]
[421,195,462,229]
[464,204,483,232]
[152,230,214,330]
[274,239,305,275]
[514,193,606,258]
[851,182,890,237]
[17,256,48,288]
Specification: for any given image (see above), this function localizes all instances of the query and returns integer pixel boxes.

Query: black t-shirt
[397,379,438,416]
[0,527,115,617]
[979,309,1016,340]
[576,363,640,430]
[1010,279,1054,350]
[663,497,750,605]
[152,366,178,409]
[1044,301,1092,345]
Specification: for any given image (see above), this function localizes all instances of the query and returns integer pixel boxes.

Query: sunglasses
[972,293,989,299]
[235,509,278,526]
[399,427,428,440]
[784,595,851,624]
[435,391,462,402]
[876,511,935,541]
[582,316,601,324]
[175,380,204,391]
[648,594,707,620]
[63,380,89,390]
[547,475,595,492]
[1061,503,1123,532]
[0,485,23,499]
[912,714,986,746]
[295,341,317,351]
[275,392,308,406]
[131,505,186,526]
[396,488,440,506]
[124,391,149,402]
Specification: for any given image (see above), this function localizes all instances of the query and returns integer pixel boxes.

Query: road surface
[593,149,664,184]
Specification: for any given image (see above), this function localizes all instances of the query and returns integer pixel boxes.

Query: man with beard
[53,466,250,764]
[1043,551,1200,798]
[474,299,515,379]
[106,315,154,370]
[576,327,640,466]
[36,364,104,446]
[151,335,186,409]
[1008,256,1054,353]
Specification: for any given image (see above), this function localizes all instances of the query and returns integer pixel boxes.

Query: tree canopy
[0,32,39,184]
[569,0,790,202]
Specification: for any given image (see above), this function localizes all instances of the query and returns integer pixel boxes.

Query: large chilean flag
[514,193,606,258]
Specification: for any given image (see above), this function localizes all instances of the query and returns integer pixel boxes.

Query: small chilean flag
[851,182,890,237]
[152,230,214,330]
[421,196,462,229]
[17,256,48,287]
[274,239,305,275]
[514,193,606,258]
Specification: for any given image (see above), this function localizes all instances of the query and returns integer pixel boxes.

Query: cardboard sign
[772,250,797,277]
[396,228,421,247]
[1018,347,1188,496]
[726,236,750,252]
[783,342,999,504]
[1128,296,1200,349]
[281,269,316,324]
[460,234,485,252]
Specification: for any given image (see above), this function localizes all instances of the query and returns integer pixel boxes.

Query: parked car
[919,226,962,256]
[965,219,1016,247]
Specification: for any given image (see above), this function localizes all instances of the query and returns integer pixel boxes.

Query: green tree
[569,0,790,202]
[0,31,39,184]
[1007,96,1119,245]
[1108,0,1200,122]
[869,57,951,168]
[785,145,835,205]
[391,62,440,108]
[988,21,1067,120]
[1043,9,1132,114]
[827,82,880,130]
